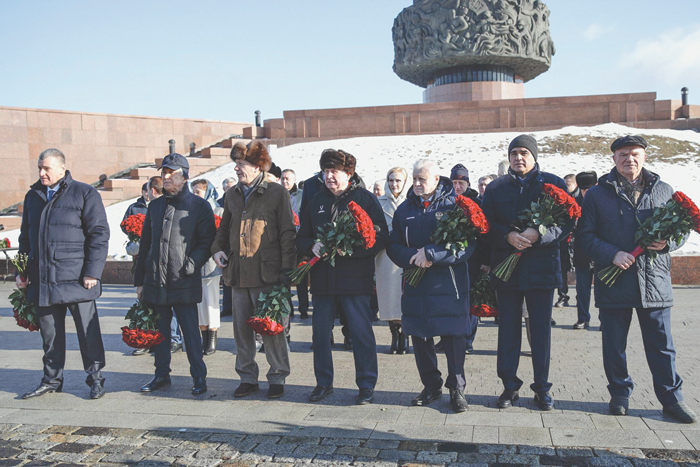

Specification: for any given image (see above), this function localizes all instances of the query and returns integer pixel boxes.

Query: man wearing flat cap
[571,171,597,330]
[297,149,388,405]
[135,153,215,396]
[212,141,297,400]
[481,134,573,411]
[577,135,697,423]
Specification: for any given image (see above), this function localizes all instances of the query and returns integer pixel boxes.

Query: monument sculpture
[392,0,555,102]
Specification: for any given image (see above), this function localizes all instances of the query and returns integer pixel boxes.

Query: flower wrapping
[493,183,580,282]
[122,300,164,349]
[469,273,498,318]
[120,213,146,243]
[9,253,39,331]
[246,285,292,336]
[404,195,489,287]
[598,191,700,286]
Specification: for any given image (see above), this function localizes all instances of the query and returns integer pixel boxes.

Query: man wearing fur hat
[482,134,573,411]
[296,149,388,405]
[577,136,696,423]
[212,141,297,400]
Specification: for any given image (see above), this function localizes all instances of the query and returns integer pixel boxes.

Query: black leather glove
[279,268,293,288]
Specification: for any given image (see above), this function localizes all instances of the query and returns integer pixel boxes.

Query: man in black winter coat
[571,171,597,329]
[18,148,109,400]
[482,135,573,412]
[134,153,216,396]
[578,135,697,423]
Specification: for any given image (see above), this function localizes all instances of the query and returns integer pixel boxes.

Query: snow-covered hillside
[5,123,700,257]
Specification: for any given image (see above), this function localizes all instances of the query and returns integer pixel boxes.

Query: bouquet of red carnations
[120,213,146,243]
[246,286,292,336]
[493,183,580,282]
[470,273,498,318]
[121,300,165,349]
[288,201,376,284]
[9,253,39,331]
[214,214,222,230]
[598,191,700,286]
[0,238,10,248]
[404,195,489,287]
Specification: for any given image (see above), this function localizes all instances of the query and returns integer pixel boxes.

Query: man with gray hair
[18,148,110,400]
[387,159,475,413]
[217,177,237,208]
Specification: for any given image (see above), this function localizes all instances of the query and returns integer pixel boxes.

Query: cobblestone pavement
[1,283,700,466]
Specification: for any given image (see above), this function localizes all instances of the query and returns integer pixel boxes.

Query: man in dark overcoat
[134,153,216,396]
[577,135,696,423]
[387,159,476,413]
[481,134,573,411]
[18,148,109,400]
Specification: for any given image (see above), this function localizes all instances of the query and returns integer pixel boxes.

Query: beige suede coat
[211,176,297,288]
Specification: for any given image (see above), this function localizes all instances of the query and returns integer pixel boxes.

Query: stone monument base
[424,81,525,103]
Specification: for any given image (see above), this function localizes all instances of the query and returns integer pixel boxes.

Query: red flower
[120,213,146,242]
[543,184,581,220]
[347,201,376,249]
[470,304,498,318]
[245,317,284,336]
[1,238,10,248]
[121,326,165,349]
[672,191,700,232]
[455,195,490,234]
[214,214,222,230]
[293,211,299,227]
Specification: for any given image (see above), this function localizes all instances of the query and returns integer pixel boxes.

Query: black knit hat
[319,149,356,177]
[450,164,470,183]
[268,162,282,179]
[575,171,598,190]
[508,134,538,161]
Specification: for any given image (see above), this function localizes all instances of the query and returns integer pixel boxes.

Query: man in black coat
[18,148,110,400]
[134,153,216,396]
[571,171,597,329]
[482,135,573,412]
[578,135,696,423]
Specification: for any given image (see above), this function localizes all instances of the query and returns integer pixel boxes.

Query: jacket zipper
[449,266,459,299]
[405,226,410,248]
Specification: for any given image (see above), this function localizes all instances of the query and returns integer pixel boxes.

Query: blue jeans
[575,266,594,323]
[171,316,182,345]
[312,294,378,389]
[496,289,554,393]
[600,306,683,407]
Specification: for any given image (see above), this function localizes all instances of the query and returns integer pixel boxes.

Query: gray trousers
[37,300,105,388]
[232,285,290,385]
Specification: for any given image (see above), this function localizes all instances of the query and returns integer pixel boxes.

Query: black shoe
[344,337,353,351]
[355,388,374,405]
[234,382,259,398]
[141,376,171,393]
[389,323,400,354]
[268,384,284,399]
[90,381,105,400]
[309,385,334,402]
[450,389,468,413]
[201,329,210,354]
[411,387,443,406]
[192,377,207,395]
[300,311,309,319]
[534,391,554,411]
[497,389,519,409]
[170,342,182,354]
[258,343,265,353]
[204,330,217,355]
[21,383,62,399]
[609,396,629,416]
[572,321,589,330]
[465,347,474,355]
[663,401,698,423]
[551,319,557,326]
[397,332,409,355]
[132,347,150,356]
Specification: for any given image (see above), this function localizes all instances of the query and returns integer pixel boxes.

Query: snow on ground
[3,123,699,257]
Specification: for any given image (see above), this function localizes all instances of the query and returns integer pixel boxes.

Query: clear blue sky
[1,0,698,124]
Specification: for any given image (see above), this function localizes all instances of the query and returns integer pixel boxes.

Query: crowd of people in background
[14,134,698,424]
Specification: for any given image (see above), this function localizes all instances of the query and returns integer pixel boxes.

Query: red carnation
[246,316,284,336]
[121,213,146,243]
[293,211,299,227]
[348,201,376,249]
[214,214,222,230]
[470,304,498,318]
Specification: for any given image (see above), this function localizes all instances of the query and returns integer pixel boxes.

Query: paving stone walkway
[1,283,700,466]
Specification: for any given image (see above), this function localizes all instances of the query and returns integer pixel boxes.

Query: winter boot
[205,330,217,355]
[201,329,210,355]
[397,327,409,355]
[389,322,400,354]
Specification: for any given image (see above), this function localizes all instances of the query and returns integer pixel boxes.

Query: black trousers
[412,335,467,391]
[296,275,309,313]
[37,300,106,388]
[154,304,207,380]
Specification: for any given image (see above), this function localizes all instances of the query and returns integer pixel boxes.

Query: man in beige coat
[212,142,297,399]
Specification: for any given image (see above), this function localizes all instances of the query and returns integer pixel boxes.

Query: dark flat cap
[611,135,648,153]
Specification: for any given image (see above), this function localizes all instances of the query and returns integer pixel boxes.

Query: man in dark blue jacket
[578,135,696,423]
[571,171,597,329]
[18,149,109,400]
[297,149,388,405]
[482,135,573,411]
[387,160,475,413]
